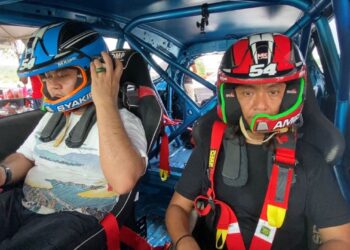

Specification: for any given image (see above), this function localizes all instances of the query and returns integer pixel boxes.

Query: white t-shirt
[17,108,147,221]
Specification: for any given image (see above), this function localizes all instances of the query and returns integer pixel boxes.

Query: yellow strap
[160,169,169,181]
[267,204,286,228]
[216,229,228,249]
[53,114,71,147]
[208,150,217,168]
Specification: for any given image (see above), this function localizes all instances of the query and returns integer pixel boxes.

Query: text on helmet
[57,92,92,112]
[272,113,301,130]
[249,63,277,77]
[19,57,36,71]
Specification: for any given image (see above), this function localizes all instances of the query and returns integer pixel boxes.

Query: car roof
[0,0,328,48]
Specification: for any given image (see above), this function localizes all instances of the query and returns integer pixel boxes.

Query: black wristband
[174,234,192,249]
[0,163,12,186]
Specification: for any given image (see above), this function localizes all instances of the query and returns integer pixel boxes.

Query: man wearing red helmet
[166,33,350,250]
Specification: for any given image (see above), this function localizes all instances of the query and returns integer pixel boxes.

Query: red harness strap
[194,121,297,250]
[101,213,171,250]
[159,114,182,181]
[101,213,120,250]
[159,125,170,181]
[249,136,296,250]
[138,85,171,181]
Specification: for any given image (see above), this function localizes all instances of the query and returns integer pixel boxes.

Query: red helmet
[217,33,306,133]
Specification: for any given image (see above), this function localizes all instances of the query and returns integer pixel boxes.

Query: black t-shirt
[175,140,350,250]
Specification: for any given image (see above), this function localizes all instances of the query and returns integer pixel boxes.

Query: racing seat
[191,78,345,249]
[74,49,163,250]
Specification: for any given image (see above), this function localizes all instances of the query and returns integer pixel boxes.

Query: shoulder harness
[39,104,97,148]
[194,120,297,250]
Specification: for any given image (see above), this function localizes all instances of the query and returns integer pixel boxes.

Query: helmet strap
[239,116,277,145]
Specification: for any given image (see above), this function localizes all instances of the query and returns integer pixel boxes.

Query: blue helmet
[17,21,108,112]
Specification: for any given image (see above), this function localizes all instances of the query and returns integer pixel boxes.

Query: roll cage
[0,0,349,247]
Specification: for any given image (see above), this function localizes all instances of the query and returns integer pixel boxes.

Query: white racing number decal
[19,23,61,71]
[18,57,36,71]
[249,63,277,77]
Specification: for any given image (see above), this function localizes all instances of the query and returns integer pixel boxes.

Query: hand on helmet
[90,51,123,108]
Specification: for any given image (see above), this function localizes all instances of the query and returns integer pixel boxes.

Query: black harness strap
[39,112,66,142]
[221,135,248,187]
[39,104,96,148]
[66,105,96,148]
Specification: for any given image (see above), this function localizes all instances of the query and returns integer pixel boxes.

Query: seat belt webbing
[194,121,297,250]
[101,213,120,250]
[159,114,182,181]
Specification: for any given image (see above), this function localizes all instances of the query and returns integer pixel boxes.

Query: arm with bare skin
[0,153,34,189]
[90,52,146,195]
[166,192,201,250]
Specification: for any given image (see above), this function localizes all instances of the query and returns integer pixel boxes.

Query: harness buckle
[194,196,215,216]
[208,197,216,211]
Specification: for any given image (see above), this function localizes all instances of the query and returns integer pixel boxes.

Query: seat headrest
[192,81,345,166]
[110,49,153,88]
[299,78,345,166]
[111,49,163,153]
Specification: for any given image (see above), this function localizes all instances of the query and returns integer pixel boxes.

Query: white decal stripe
[249,34,262,45]
[60,31,98,50]
[249,34,260,64]
[228,222,240,234]
[60,30,93,49]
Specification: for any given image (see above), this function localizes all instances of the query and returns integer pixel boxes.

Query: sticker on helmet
[273,113,301,130]
[18,57,36,70]
[57,56,77,67]
[249,63,277,77]
[56,92,92,112]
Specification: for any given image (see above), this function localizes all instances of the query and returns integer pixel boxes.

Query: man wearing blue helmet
[0,21,147,249]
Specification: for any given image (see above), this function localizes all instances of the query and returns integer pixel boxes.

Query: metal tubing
[134,36,216,92]
[168,98,217,142]
[121,1,327,95]
[125,33,200,114]
[299,23,312,57]
[0,0,23,6]
[333,0,350,102]
[335,101,349,135]
[126,33,218,147]
[149,97,217,158]
[116,38,125,49]
[332,0,350,203]
[286,0,330,37]
[315,16,340,91]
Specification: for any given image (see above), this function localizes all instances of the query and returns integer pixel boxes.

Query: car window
[183,53,223,106]
[0,38,38,118]
[311,18,339,73]
[149,54,168,82]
